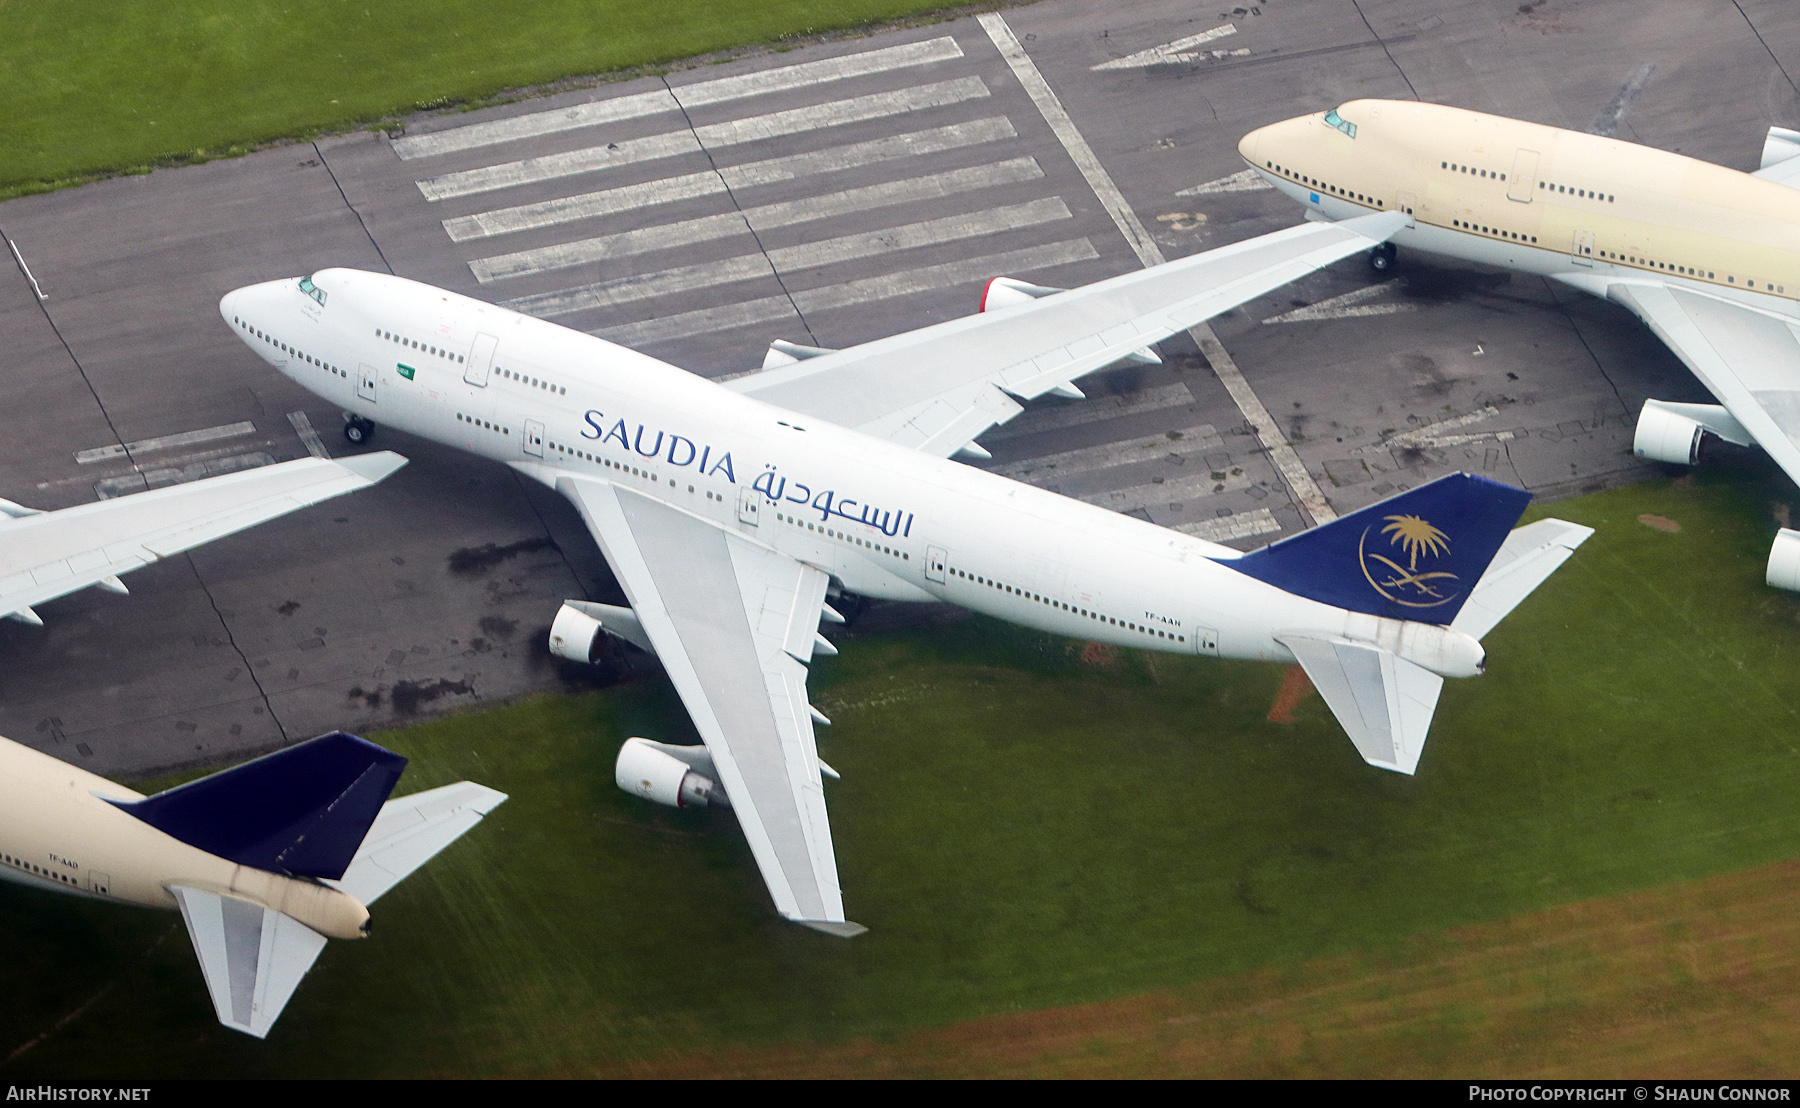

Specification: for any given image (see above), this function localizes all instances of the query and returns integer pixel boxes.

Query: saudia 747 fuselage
[222,265,1600,787]
[224,270,1480,670]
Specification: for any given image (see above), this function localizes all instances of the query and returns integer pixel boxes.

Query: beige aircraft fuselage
[0,736,368,938]
[1238,99,1800,311]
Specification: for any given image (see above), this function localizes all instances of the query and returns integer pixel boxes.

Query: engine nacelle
[1768,529,1800,592]
[547,600,655,663]
[615,737,729,809]
[1633,400,1752,465]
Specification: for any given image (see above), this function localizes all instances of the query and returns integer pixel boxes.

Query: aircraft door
[465,333,498,386]
[925,546,947,583]
[736,485,760,526]
[1571,229,1596,267]
[1395,188,1418,218]
[86,871,110,896]
[1508,149,1539,202]
[357,364,378,403]
[1190,625,1219,656]
[523,418,544,456]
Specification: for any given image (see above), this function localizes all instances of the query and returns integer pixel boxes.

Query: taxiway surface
[0,0,1789,774]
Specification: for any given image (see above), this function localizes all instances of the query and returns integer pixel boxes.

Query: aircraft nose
[1238,125,1265,165]
[218,287,246,324]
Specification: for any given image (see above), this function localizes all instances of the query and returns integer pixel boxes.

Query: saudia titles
[582,410,915,538]
[1358,514,1461,608]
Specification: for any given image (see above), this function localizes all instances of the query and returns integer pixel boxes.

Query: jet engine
[1768,529,1800,592]
[615,737,728,809]
[547,600,654,664]
[1632,400,1752,465]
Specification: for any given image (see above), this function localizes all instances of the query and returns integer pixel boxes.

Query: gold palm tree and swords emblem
[1359,515,1461,608]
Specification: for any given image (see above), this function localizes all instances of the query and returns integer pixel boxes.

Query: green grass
[5,464,1800,1076]
[0,0,973,197]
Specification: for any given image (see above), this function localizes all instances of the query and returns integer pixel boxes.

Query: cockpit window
[1323,108,1356,138]
[297,275,327,306]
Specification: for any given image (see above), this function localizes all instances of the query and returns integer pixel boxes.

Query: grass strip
[2,465,1799,1075]
[0,0,987,199]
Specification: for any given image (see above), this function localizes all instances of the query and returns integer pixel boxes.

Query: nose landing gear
[1368,242,1398,273]
[343,415,375,445]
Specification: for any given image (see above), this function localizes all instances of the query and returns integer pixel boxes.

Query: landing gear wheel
[1368,242,1397,273]
[343,417,374,445]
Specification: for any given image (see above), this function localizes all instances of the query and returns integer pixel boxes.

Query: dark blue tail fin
[1227,472,1532,624]
[111,732,406,881]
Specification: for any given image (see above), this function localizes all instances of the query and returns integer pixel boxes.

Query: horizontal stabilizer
[1276,634,1444,775]
[1450,518,1595,640]
[1230,473,1533,625]
[170,885,327,1039]
[329,781,508,905]
[112,732,406,880]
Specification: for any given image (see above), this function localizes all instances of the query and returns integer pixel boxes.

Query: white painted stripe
[504,254,777,318]
[393,37,965,160]
[1176,168,1273,196]
[287,411,330,459]
[979,12,1332,525]
[471,152,1042,281]
[595,238,1098,347]
[417,77,991,201]
[596,296,802,348]
[1367,406,1521,450]
[445,171,723,242]
[1091,23,1237,70]
[981,13,1335,525]
[1387,406,1498,445]
[94,452,277,500]
[506,194,1069,318]
[1175,509,1280,542]
[984,383,1197,441]
[991,424,1221,481]
[1262,279,1412,323]
[1080,467,1253,514]
[449,116,1018,244]
[75,421,257,465]
[765,197,1071,272]
[791,238,1096,313]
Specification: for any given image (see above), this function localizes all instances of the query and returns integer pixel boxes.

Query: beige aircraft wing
[555,475,860,936]
[0,453,406,625]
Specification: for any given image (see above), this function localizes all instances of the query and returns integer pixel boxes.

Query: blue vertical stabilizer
[110,732,407,881]
[1226,473,1533,624]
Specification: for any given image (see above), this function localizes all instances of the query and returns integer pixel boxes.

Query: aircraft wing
[329,781,509,905]
[726,210,1407,457]
[0,452,407,625]
[555,475,861,936]
[168,885,328,1039]
[1607,282,1800,489]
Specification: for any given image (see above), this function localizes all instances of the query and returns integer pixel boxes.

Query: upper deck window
[1323,108,1357,138]
[297,275,327,307]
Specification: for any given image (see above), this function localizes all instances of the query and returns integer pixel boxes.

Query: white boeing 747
[1240,100,1800,587]
[0,730,504,1037]
[221,212,1589,935]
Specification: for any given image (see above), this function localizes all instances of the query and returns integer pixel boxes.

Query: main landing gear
[343,415,375,445]
[1368,242,1397,273]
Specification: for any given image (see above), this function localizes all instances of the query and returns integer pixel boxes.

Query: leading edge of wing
[727,210,1407,433]
[0,452,407,622]
[555,475,859,934]
[1603,281,1800,488]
